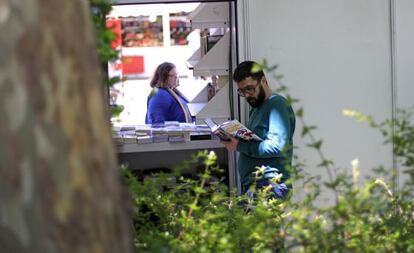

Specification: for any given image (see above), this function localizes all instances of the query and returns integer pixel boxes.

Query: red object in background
[121,56,145,75]
[106,18,122,49]
[106,18,144,75]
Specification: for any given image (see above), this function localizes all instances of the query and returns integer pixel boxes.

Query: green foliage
[89,0,124,119]
[123,131,414,252]
[120,56,414,251]
[82,4,408,250]
[123,151,289,252]
[90,0,118,64]
[110,104,124,118]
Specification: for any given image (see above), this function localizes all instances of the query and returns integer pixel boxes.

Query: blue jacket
[145,88,192,124]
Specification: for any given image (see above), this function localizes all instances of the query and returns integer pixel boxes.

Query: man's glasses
[237,83,259,97]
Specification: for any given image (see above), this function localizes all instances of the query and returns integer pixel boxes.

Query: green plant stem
[188,164,210,218]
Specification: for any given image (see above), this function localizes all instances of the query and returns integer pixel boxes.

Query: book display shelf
[187,2,229,77]
[112,2,238,190]
[116,125,229,186]
[186,2,232,121]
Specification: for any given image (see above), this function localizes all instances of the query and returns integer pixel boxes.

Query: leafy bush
[122,61,414,252]
[122,107,413,253]
[89,0,124,118]
[88,2,413,251]
[123,151,287,252]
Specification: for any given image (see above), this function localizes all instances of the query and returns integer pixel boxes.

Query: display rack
[188,2,229,29]
[111,1,238,191]
[186,2,231,121]
[188,81,230,121]
[187,32,230,76]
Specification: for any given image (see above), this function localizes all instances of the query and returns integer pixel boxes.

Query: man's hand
[221,136,238,152]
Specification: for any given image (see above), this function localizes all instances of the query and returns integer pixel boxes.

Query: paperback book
[204,118,262,142]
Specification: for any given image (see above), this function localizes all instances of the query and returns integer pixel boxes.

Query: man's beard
[246,85,266,108]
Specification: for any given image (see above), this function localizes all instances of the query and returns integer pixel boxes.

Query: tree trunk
[0,1,133,252]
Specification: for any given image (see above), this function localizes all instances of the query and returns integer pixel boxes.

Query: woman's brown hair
[150,62,176,88]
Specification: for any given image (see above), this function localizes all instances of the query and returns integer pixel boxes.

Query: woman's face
[166,68,179,88]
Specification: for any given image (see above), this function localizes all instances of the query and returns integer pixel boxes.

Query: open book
[204,118,263,142]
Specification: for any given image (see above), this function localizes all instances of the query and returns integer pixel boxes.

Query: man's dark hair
[233,60,265,82]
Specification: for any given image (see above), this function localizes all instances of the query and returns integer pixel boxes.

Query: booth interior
[109,1,237,187]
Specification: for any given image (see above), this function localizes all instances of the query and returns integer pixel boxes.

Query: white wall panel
[395,0,414,187]
[240,0,393,186]
[396,0,414,109]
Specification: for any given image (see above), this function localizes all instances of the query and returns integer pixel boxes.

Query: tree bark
[0,1,133,252]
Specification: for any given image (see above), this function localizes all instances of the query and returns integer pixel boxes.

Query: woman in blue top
[145,62,193,124]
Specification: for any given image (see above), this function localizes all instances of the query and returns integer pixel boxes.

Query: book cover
[206,35,223,52]
[204,118,262,142]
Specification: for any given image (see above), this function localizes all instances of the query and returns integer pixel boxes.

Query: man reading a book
[222,61,296,200]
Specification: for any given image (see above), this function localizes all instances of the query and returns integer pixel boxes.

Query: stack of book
[112,126,135,144]
[151,127,169,143]
[112,126,123,145]
[164,121,185,143]
[112,132,123,145]
[190,124,212,140]
[167,128,186,142]
[112,122,215,145]
[135,125,153,144]
[122,134,138,144]
[121,127,138,144]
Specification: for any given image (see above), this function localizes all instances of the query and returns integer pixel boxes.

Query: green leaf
[296,107,304,117]
[110,104,124,117]
[317,159,333,168]
[106,76,121,87]
[307,140,323,150]
[301,125,316,137]
[286,95,299,104]
[188,203,200,211]
[251,63,264,73]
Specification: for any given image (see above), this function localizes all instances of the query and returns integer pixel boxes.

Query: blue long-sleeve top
[236,93,296,187]
[145,87,192,124]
